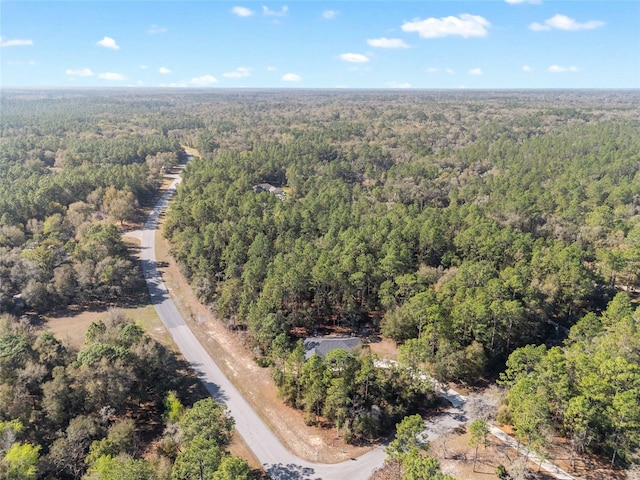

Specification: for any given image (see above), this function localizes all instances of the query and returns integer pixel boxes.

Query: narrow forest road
[488,428,576,480]
[137,172,387,479]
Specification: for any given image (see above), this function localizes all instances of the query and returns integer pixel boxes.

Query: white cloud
[323,10,339,19]
[147,24,168,34]
[522,65,532,72]
[282,73,301,82]
[339,53,369,63]
[140,65,148,70]
[159,67,171,74]
[98,72,126,80]
[530,14,605,31]
[66,68,94,77]
[367,37,410,49]
[0,37,34,47]
[191,74,218,85]
[97,36,120,50]
[505,0,541,4]
[469,68,482,75]
[231,6,254,17]
[549,65,578,73]
[402,14,490,39]
[263,5,288,17]
[223,67,251,78]
[446,68,455,74]
[267,66,278,71]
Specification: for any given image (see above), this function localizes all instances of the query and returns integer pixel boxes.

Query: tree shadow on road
[265,463,320,480]
[191,372,230,404]
[141,259,170,304]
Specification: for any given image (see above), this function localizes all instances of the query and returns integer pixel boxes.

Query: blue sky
[1,1,639,88]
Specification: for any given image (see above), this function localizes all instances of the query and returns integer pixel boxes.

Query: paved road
[138,174,387,479]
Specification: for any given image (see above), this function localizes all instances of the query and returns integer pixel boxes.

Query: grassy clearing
[42,305,167,351]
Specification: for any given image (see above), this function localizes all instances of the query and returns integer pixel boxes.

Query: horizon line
[3,86,640,92]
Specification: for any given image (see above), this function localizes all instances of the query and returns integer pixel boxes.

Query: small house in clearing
[253,183,286,201]
[303,337,361,360]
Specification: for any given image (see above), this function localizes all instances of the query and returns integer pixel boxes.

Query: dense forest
[0,90,249,479]
[1,92,185,314]
[0,311,250,479]
[1,89,639,474]
[160,90,640,461]
[499,292,640,469]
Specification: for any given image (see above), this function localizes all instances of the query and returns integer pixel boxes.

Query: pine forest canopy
[1,88,639,470]
[2,88,639,366]
[159,90,640,350]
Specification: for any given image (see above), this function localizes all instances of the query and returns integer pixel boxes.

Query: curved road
[139,174,387,479]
